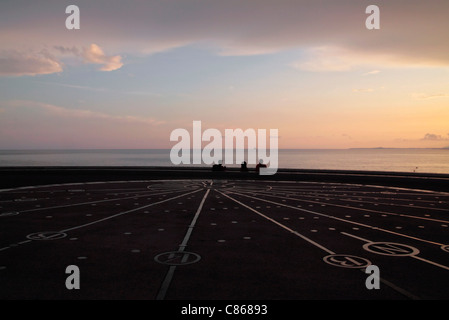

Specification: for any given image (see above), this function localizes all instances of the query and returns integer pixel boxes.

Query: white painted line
[1,186,196,254]
[341,232,449,272]
[18,189,186,215]
[225,187,430,299]
[248,189,449,224]
[218,191,335,255]
[229,191,446,247]
[411,255,449,271]
[156,266,176,300]
[340,232,372,243]
[0,179,202,193]
[156,189,210,301]
[17,240,32,245]
[179,189,210,250]
[60,189,202,233]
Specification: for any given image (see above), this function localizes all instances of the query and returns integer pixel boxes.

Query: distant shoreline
[1,147,448,151]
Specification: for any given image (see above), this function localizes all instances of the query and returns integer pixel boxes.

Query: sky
[0,0,448,149]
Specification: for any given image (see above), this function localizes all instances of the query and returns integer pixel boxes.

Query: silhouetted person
[240,161,248,172]
[255,159,267,174]
[212,160,226,172]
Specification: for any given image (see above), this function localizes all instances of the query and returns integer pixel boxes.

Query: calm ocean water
[0,149,448,174]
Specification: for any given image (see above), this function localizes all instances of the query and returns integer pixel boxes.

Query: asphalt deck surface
[1,167,449,301]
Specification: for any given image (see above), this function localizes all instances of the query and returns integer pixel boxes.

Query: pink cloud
[0,100,167,148]
[0,50,62,76]
[81,44,123,71]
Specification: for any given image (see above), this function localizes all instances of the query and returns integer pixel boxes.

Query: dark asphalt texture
[1,167,449,301]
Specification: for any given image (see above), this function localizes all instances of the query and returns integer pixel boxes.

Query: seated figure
[255,159,267,173]
[212,160,226,172]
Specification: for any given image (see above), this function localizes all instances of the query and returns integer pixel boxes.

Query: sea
[0,148,448,174]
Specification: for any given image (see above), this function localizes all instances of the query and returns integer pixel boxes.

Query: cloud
[53,46,80,55]
[422,133,449,141]
[0,43,123,77]
[292,47,357,72]
[2,1,449,68]
[54,43,123,71]
[43,103,160,125]
[0,50,62,76]
[5,100,162,126]
[0,100,167,148]
[412,93,449,100]
[363,70,380,76]
[38,81,108,92]
[81,44,123,71]
[291,46,418,72]
[352,88,374,93]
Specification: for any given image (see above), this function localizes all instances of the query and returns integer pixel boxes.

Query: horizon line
[1,147,448,151]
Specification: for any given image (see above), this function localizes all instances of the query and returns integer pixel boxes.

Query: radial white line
[234,180,449,200]
[341,232,449,272]
[60,189,202,233]
[17,188,189,214]
[227,191,446,247]
[0,179,203,193]
[374,277,420,300]
[324,195,448,212]
[179,189,210,250]
[156,188,210,300]
[340,232,372,243]
[221,185,424,299]
[241,189,449,223]
[257,186,448,199]
[217,190,335,255]
[106,188,184,195]
[262,189,449,211]
[242,179,449,196]
[412,256,449,271]
[1,181,206,252]
[17,240,32,245]
[241,186,449,226]
[156,266,177,300]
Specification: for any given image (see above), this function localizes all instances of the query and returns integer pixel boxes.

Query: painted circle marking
[363,242,419,257]
[26,231,67,241]
[154,251,201,266]
[323,254,371,269]
[441,245,449,253]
